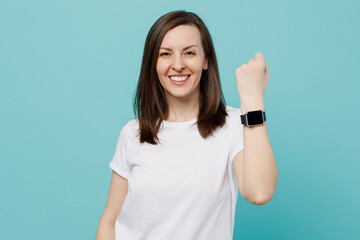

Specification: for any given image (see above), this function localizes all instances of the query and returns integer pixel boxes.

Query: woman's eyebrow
[160,45,199,51]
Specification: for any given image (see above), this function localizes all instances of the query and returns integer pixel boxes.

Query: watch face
[247,110,264,125]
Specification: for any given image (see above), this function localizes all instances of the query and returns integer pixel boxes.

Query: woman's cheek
[185,58,202,70]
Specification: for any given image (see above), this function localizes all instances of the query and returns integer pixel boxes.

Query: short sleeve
[109,124,130,179]
[228,107,244,164]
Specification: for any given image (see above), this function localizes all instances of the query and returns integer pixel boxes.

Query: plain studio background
[0,0,359,239]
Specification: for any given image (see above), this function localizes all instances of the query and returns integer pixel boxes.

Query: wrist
[240,100,265,115]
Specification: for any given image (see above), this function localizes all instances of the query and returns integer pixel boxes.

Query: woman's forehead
[160,25,202,48]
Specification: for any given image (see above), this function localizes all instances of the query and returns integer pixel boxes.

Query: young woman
[96,10,277,240]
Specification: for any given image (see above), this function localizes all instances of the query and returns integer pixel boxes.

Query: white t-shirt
[109,105,244,240]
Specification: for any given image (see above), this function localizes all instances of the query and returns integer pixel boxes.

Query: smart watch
[240,110,266,127]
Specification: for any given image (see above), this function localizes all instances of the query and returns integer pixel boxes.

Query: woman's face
[156,24,208,101]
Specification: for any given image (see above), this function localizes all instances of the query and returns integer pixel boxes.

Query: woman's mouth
[168,75,191,85]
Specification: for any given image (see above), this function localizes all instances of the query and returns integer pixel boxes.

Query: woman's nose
[171,55,185,71]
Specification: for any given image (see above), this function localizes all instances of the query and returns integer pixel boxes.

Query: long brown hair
[133,10,228,144]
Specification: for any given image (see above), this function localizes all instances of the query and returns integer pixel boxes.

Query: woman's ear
[203,59,208,70]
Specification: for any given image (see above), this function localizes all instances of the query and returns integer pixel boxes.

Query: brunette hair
[133,10,228,144]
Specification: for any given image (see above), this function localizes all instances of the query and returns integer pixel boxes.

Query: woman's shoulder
[121,117,139,132]
[126,117,139,127]
[225,105,242,118]
[118,118,140,142]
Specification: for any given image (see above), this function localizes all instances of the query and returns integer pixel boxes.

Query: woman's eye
[159,51,195,56]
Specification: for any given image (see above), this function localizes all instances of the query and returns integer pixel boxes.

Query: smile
[169,75,190,82]
[168,75,191,85]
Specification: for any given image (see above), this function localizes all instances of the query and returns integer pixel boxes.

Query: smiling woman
[133,11,227,144]
[95,10,276,240]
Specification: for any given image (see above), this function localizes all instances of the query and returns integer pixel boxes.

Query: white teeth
[170,75,190,81]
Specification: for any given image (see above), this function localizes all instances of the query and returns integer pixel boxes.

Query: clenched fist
[235,52,270,105]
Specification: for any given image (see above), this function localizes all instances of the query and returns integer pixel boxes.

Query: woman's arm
[95,171,128,240]
[233,52,278,205]
[233,100,278,205]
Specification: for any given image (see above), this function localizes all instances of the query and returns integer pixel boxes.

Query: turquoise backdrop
[1,0,359,239]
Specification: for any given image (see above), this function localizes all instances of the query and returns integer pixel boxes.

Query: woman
[96,10,278,240]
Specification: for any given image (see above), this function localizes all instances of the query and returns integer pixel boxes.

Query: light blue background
[1,0,359,239]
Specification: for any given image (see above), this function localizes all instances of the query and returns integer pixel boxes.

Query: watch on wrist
[240,110,266,127]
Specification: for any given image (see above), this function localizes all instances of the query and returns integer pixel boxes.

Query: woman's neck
[165,91,200,122]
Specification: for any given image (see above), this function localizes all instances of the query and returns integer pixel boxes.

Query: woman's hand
[235,52,270,106]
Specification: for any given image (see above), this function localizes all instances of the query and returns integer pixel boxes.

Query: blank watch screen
[247,110,264,125]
